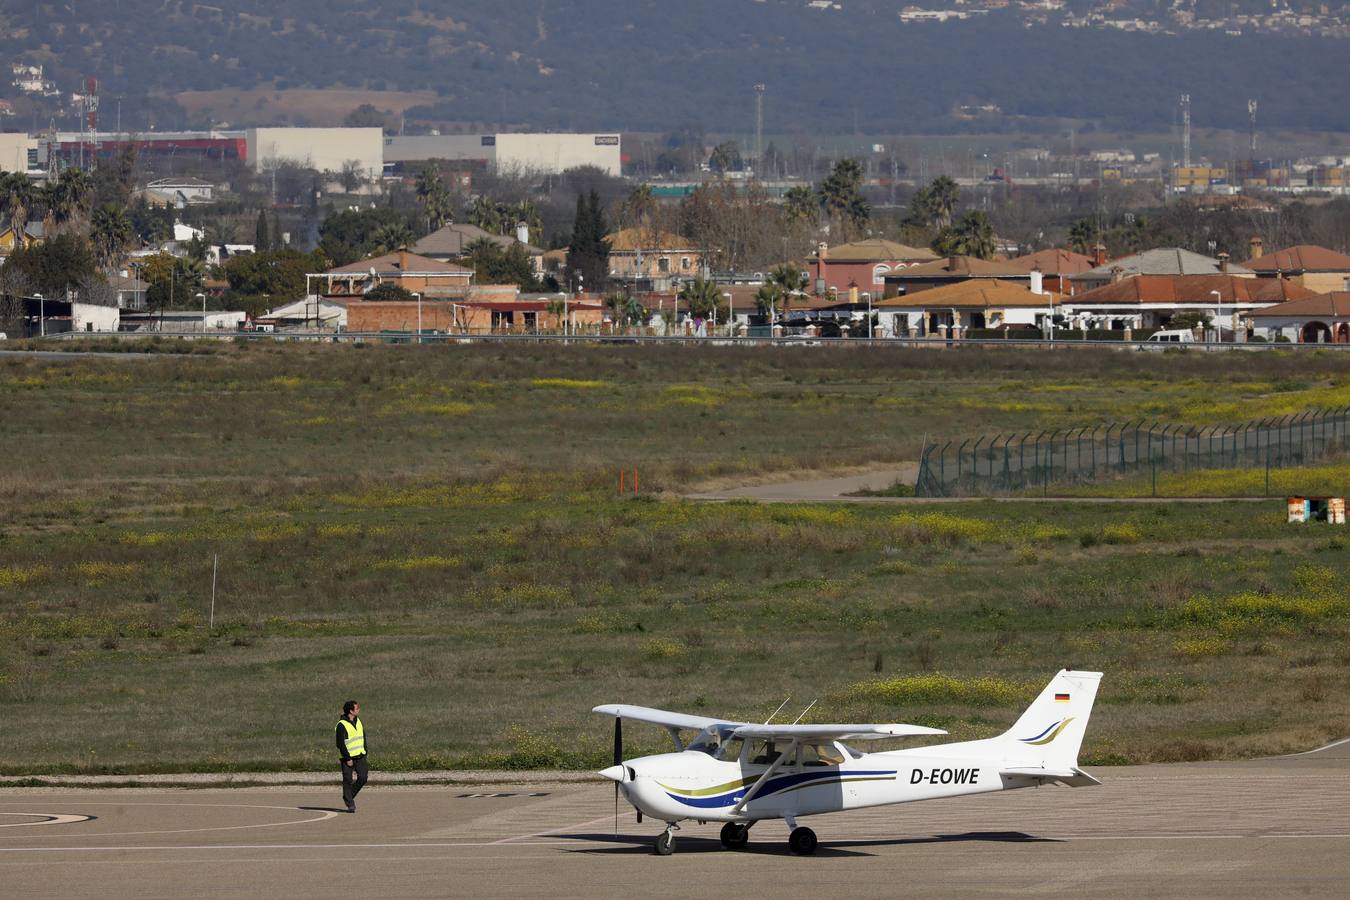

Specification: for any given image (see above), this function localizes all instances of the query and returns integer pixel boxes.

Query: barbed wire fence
[915,407,1350,498]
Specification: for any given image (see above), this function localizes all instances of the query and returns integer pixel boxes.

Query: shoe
[346,800,356,813]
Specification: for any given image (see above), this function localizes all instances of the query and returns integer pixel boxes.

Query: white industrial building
[248,127,384,179]
[0,131,39,172]
[384,133,622,176]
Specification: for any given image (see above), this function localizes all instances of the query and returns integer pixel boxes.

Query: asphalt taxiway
[2,742,1347,899]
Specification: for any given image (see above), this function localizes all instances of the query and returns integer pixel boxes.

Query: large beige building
[384,133,622,176]
[248,127,384,178]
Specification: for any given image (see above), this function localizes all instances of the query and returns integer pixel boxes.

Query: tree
[1,172,37,251]
[709,141,742,174]
[0,234,98,298]
[415,164,451,231]
[566,190,610,293]
[371,221,415,255]
[42,167,93,233]
[817,159,869,240]
[678,275,726,323]
[364,283,417,301]
[222,249,327,305]
[906,175,960,233]
[1068,218,1100,255]
[337,160,366,193]
[140,252,204,310]
[90,204,134,270]
[932,210,996,260]
[255,209,272,252]
[343,104,392,131]
[783,185,816,225]
[462,237,542,289]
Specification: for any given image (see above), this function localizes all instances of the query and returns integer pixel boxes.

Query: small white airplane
[595,669,1101,855]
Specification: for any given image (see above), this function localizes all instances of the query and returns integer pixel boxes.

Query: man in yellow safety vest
[336,700,368,813]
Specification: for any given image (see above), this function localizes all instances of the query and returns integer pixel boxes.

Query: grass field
[1,342,1348,774]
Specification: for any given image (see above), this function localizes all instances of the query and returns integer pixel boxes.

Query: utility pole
[753,84,765,175]
[1248,99,1258,159]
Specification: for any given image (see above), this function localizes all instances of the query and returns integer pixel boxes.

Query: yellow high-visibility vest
[338,718,365,757]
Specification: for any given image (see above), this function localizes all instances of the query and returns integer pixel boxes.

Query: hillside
[3,1,1350,134]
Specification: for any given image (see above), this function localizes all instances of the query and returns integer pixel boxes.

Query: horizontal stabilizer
[732,723,947,741]
[1000,766,1102,787]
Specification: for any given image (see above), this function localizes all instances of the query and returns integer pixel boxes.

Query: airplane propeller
[612,716,622,836]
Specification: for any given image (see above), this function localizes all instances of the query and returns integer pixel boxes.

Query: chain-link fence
[915,407,1350,497]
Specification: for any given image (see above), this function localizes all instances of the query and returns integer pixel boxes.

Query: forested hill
[4,1,1350,133]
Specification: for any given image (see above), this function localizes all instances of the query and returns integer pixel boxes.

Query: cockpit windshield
[686,725,737,756]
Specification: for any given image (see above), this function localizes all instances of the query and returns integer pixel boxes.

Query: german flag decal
[1054,693,1071,702]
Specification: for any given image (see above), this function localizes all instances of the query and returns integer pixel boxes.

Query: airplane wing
[591,704,738,732]
[731,723,947,742]
[1000,766,1102,787]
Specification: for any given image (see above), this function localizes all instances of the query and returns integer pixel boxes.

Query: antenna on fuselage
[791,700,818,725]
[764,697,792,724]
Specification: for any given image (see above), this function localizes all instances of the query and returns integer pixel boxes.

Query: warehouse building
[384,133,622,176]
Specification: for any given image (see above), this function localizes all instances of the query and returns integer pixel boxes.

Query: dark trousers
[341,756,368,804]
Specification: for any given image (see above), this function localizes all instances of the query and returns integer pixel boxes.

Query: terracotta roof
[1004,248,1096,275]
[1073,248,1253,281]
[877,279,1058,309]
[887,255,1026,279]
[1244,245,1350,273]
[327,250,472,275]
[1069,275,1318,306]
[605,228,695,252]
[814,239,937,262]
[412,223,542,257]
[1249,291,1350,318]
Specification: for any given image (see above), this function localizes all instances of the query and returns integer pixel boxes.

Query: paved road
[2,743,1347,899]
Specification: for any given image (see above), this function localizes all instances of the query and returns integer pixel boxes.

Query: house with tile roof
[1248,292,1350,344]
[604,228,701,286]
[875,278,1059,337]
[412,223,544,272]
[1071,248,1254,291]
[316,249,473,297]
[881,254,1028,296]
[1065,274,1316,331]
[1004,248,1096,295]
[808,238,937,295]
[1243,241,1350,295]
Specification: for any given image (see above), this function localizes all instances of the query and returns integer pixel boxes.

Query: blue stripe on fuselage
[664,769,896,809]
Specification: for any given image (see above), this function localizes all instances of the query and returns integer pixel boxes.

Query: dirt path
[686,465,917,501]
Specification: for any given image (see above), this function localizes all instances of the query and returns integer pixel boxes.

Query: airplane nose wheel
[655,824,678,856]
[788,826,818,856]
[719,822,750,850]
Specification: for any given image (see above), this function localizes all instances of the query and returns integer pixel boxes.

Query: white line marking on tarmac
[0,815,93,828]
[1276,736,1350,757]
[0,803,338,839]
[489,813,616,845]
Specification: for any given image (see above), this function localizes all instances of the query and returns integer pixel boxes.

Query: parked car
[1138,329,1195,350]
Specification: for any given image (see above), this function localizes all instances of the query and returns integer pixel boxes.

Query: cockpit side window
[749,740,783,765]
[800,742,846,766]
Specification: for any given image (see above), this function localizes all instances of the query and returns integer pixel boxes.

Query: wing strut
[730,740,798,816]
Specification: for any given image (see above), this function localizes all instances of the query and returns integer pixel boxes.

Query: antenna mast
[754,83,766,175]
[1180,94,1191,168]
[1248,99,1257,159]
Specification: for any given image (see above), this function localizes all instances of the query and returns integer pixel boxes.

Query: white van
[1139,329,1196,350]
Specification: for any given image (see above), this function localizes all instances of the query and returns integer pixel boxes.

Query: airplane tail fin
[1000,670,1102,772]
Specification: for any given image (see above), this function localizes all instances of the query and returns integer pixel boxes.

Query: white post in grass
[210,554,218,630]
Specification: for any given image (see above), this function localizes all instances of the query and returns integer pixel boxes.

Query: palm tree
[623,184,656,228]
[2,172,36,251]
[933,211,996,260]
[371,221,415,255]
[783,185,816,225]
[50,167,93,229]
[415,165,451,231]
[678,275,725,323]
[90,204,133,270]
[927,176,960,230]
[1068,219,1099,256]
[817,159,870,239]
[509,199,543,240]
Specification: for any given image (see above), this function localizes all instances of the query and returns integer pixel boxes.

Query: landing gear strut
[719,822,750,850]
[654,823,678,855]
[788,826,818,856]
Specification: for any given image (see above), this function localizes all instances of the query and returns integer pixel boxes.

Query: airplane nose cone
[598,764,628,783]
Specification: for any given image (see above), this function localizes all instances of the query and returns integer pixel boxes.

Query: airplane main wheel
[654,831,676,856]
[720,822,749,850]
[788,826,818,856]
